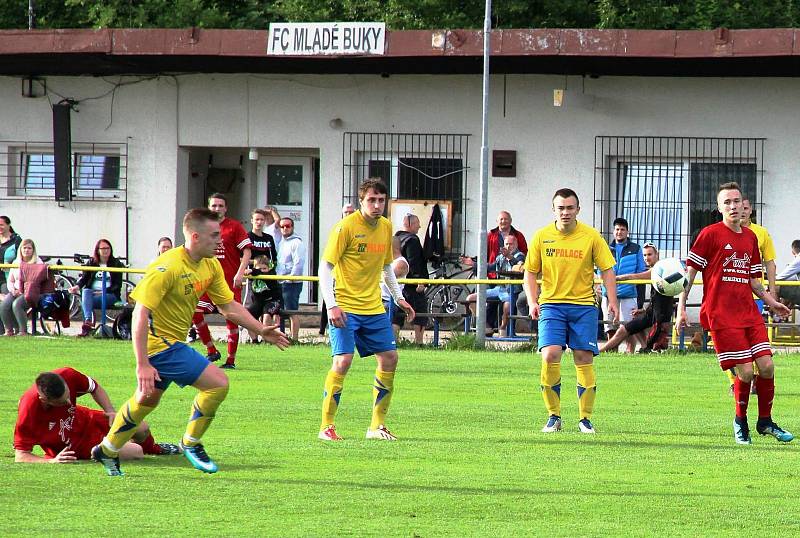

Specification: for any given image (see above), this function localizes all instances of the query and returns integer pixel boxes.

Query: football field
[2,338,799,536]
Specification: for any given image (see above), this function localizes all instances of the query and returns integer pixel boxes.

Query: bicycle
[423,257,476,332]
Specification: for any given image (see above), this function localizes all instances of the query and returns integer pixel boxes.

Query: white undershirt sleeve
[319,261,337,308]
[383,264,404,305]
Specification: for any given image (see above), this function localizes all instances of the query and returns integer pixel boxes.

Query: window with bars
[1,142,128,201]
[343,132,470,254]
[594,137,764,258]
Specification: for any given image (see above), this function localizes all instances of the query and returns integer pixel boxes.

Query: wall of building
[2,73,799,277]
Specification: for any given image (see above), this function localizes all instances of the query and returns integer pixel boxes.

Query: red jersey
[14,367,99,458]
[687,221,763,331]
[215,217,252,283]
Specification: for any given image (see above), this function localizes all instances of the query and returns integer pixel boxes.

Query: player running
[91,208,290,476]
[677,182,792,445]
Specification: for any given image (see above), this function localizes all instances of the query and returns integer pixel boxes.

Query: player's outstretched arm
[217,300,290,350]
[15,447,76,464]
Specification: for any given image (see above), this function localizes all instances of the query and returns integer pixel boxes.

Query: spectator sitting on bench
[466,235,526,336]
[0,238,44,336]
[775,239,800,312]
[69,239,125,337]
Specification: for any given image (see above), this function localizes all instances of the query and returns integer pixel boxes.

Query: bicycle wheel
[53,274,81,320]
[427,284,470,332]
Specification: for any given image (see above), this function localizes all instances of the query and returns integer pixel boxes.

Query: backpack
[112,305,134,340]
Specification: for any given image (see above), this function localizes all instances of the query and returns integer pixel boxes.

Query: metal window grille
[593,136,764,258]
[342,132,470,254]
[0,141,128,202]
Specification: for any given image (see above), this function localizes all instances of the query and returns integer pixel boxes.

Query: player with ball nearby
[599,242,679,353]
[677,182,792,445]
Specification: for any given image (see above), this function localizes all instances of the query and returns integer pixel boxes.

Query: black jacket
[77,256,124,297]
[423,204,446,264]
[395,230,427,280]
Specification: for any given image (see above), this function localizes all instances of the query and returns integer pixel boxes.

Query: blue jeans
[81,288,119,322]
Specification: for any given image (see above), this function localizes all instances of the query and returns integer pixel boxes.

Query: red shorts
[711,324,772,371]
[195,287,242,314]
[72,409,110,460]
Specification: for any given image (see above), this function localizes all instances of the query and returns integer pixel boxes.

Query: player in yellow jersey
[91,208,290,476]
[523,188,618,434]
[317,179,415,441]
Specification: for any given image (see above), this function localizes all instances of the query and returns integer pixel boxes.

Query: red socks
[733,376,751,418]
[755,375,775,419]
[225,320,239,364]
[136,432,161,455]
[192,313,217,353]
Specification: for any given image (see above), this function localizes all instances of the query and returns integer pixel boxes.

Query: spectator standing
[602,217,647,352]
[192,193,252,370]
[262,205,283,250]
[276,217,306,340]
[157,237,173,256]
[0,215,22,294]
[0,238,43,336]
[69,239,124,337]
[394,214,428,344]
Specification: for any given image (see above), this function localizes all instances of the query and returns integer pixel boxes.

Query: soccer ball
[651,258,688,296]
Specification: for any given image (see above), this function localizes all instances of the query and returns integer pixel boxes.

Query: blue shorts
[329,312,396,358]
[282,282,302,310]
[538,304,600,356]
[149,342,210,391]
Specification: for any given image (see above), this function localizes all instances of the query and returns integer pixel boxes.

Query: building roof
[2,27,800,77]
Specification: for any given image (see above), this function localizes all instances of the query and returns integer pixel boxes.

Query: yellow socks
[575,363,597,420]
[102,398,155,456]
[182,385,229,447]
[540,361,562,417]
[320,370,345,430]
[370,369,395,429]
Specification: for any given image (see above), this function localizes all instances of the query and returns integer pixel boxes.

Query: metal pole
[28,0,35,30]
[475,0,492,348]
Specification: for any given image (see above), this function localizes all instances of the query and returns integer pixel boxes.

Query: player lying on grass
[15,367,179,464]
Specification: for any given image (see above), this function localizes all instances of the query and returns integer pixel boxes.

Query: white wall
[2,73,800,277]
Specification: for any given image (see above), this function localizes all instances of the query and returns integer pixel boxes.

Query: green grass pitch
[1,338,799,536]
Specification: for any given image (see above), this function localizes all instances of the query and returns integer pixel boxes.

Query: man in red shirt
[192,193,252,369]
[678,182,792,445]
[14,367,178,463]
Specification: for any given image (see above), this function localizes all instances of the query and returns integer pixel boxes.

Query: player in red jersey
[192,193,252,369]
[14,367,179,463]
[677,182,792,445]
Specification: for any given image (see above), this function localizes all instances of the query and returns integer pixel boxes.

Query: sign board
[268,22,386,56]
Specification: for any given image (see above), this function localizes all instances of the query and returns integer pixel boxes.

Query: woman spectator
[69,239,124,337]
[0,239,43,336]
[0,215,22,295]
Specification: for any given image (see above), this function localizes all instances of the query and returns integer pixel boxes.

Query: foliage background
[4,0,799,31]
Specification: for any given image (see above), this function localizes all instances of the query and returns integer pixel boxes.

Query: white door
[257,156,313,301]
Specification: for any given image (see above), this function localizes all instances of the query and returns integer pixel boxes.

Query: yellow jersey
[746,222,775,299]
[747,222,776,262]
[130,246,233,355]
[524,221,615,305]
[322,211,393,315]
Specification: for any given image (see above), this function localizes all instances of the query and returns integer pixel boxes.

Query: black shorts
[623,294,675,336]
[623,308,655,336]
[402,286,428,327]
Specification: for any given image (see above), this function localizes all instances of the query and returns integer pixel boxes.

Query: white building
[2,27,799,302]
